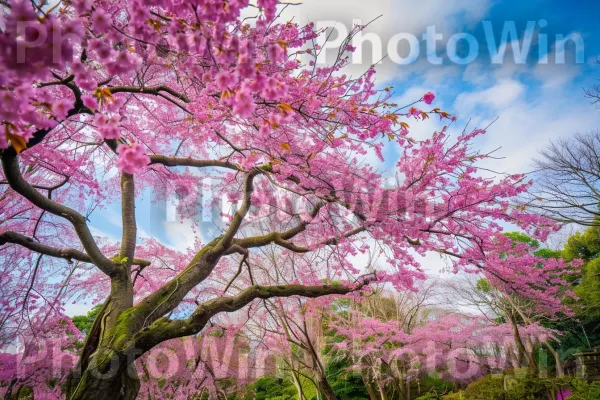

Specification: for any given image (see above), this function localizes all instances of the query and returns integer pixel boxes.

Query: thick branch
[230,220,366,253]
[149,155,241,171]
[109,85,190,103]
[230,203,325,250]
[134,280,371,352]
[120,173,137,261]
[213,168,262,252]
[130,172,349,328]
[0,231,150,267]
[0,231,90,263]
[129,168,265,326]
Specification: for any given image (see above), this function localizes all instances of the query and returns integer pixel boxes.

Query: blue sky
[72,0,600,315]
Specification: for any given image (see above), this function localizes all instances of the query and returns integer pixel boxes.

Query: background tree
[531,131,600,227]
[558,224,600,349]
[445,231,578,377]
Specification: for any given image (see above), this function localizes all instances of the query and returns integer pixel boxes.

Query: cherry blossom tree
[444,231,579,378]
[334,309,558,400]
[0,0,579,399]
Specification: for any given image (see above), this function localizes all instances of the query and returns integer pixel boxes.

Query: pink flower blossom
[51,98,73,120]
[72,64,97,91]
[81,95,98,110]
[236,55,256,79]
[73,0,92,15]
[93,114,120,139]
[408,107,421,119]
[423,92,436,105]
[249,73,267,92]
[117,143,150,174]
[0,130,7,149]
[262,77,286,100]
[215,70,238,91]
[105,52,142,76]
[267,43,285,64]
[91,9,112,33]
[88,39,114,60]
[232,89,256,118]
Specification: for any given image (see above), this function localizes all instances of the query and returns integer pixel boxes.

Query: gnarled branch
[0,231,151,267]
[134,278,373,352]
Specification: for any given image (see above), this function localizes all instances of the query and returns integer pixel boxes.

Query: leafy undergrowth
[415,374,600,400]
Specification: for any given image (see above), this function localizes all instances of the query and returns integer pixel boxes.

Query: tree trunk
[317,374,338,400]
[64,348,140,400]
[64,295,141,400]
[363,375,379,400]
[544,339,564,377]
[377,379,389,400]
[65,370,139,400]
[508,311,536,373]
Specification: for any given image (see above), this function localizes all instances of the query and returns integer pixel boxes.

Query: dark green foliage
[569,380,600,400]
[505,375,556,400]
[415,393,444,400]
[325,358,370,400]
[456,374,579,400]
[417,374,455,398]
[241,376,298,400]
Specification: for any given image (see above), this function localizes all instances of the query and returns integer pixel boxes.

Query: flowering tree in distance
[0,0,577,399]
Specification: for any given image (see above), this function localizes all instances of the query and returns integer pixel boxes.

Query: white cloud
[533,56,580,89]
[162,219,202,252]
[275,0,494,82]
[454,79,526,113]
[89,225,120,243]
[477,94,600,174]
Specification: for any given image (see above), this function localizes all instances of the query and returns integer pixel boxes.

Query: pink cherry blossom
[267,43,286,64]
[232,89,256,118]
[51,98,73,120]
[236,55,256,79]
[93,114,120,139]
[215,70,238,91]
[423,92,436,104]
[116,142,150,174]
[91,9,112,33]
[81,94,98,110]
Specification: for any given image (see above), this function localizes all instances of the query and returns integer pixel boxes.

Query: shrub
[505,375,551,400]
[459,373,574,400]
[415,393,443,400]
[463,374,505,400]
[242,376,298,400]
[569,380,600,400]
[442,392,465,400]
[419,374,454,396]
